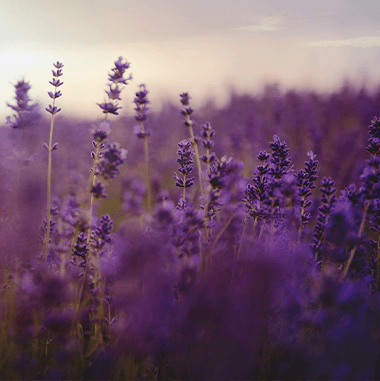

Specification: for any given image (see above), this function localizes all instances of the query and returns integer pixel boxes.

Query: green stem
[342,200,369,278]
[183,174,186,202]
[140,121,152,215]
[206,147,210,174]
[205,213,235,275]
[186,116,203,197]
[297,196,306,244]
[314,199,333,262]
[75,139,102,320]
[44,98,56,262]
[87,143,102,244]
[375,233,380,293]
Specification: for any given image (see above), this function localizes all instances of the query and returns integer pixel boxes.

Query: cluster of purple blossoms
[133,84,151,138]
[90,58,130,200]
[6,57,380,381]
[244,135,293,237]
[310,177,337,266]
[71,232,89,271]
[265,135,293,229]
[200,121,217,165]
[366,116,380,156]
[90,181,108,200]
[90,214,114,251]
[95,142,128,181]
[45,62,63,116]
[90,142,127,199]
[325,116,380,279]
[361,116,380,287]
[172,206,205,257]
[244,150,271,224]
[38,205,59,247]
[268,134,291,180]
[173,140,195,190]
[369,198,380,292]
[296,151,319,235]
[202,156,244,226]
[180,93,197,136]
[97,57,132,116]
[6,79,41,129]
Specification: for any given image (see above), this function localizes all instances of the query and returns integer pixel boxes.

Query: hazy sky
[1,0,380,120]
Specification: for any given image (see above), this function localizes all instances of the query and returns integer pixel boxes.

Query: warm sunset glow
[1,0,380,120]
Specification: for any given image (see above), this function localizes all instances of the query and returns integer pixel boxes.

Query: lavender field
[1,57,380,380]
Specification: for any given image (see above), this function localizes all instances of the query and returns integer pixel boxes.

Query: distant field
[0,59,380,380]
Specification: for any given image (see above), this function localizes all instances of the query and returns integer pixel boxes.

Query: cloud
[233,16,284,32]
[301,36,380,48]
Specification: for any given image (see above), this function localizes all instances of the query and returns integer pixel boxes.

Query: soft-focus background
[1,0,380,120]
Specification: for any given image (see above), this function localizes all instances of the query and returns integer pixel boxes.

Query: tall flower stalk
[180,93,203,197]
[173,139,195,202]
[43,61,63,262]
[76,57,130,317]
[267,135,291,237]
[296,151,319,243]
[6,79,40,130]
[133,84,152,215]
[342,116,380,278]
[244,150,271,239]
[88,57,131,243]
[310,177,337,267]
[200,121,216,174]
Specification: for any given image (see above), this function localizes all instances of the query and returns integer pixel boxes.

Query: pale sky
[1,0,380,120]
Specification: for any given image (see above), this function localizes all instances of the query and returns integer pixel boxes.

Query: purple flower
[90,214,114,250]
[200,121,216,165]
[180,93,194,127]
[244,150,271,223]
[97,101,122,115]
[134,84,150,123]
[310,177,337,265]
[93,129,108,142]
[108,56,132,84]
[268,134,291,180]
[6,79,41,128]
[174,140,195,189]
[296,150,319,233]
[48,77,63,87]
[53,61,64,69]
[48,90,62,99]
[72,232,89,260]
[173,172,195,188]
[91,181,108,199]
[97,56,132,116]
[180,92,191,106]
[105,84,122,100]
[176,140,194,176]
[45,61,63,116]
[134,124,151,139]
[96,142,128,180]
[45,104,61,115]
[257,150,270,161]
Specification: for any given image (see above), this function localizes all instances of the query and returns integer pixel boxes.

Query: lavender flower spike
[6,79,40,129]
[200,121,217,173]
[174,139,195,201]
[134,84,150,124]
[134,84,152,215]
[43,61,64,263]
[296,150,319,242]
[97,56,132,116]
[180,92,203,196]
